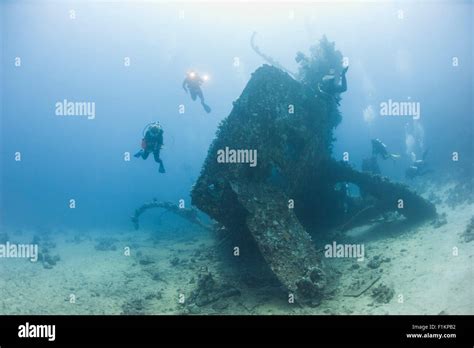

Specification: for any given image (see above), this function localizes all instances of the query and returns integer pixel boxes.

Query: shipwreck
[189,37,437,304]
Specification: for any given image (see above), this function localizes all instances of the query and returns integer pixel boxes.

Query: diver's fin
[159,163,166,173]
[203,103,212,113]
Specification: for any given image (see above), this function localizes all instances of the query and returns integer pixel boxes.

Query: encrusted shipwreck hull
[191,65,436,303]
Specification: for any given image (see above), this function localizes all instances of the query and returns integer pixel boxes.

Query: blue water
[1,0,472,232]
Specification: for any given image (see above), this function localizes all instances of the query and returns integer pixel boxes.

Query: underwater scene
[0,0,473,316]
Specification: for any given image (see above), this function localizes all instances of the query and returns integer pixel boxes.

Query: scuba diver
[295,51,310,72]
[134,122,166,173]
[182,71,212,113]
[318,66,349,105]
[371,138,401,160]
[405,149,432,179]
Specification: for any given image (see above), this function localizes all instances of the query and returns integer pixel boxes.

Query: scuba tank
[142,122,160,137]
[141,122,162,150]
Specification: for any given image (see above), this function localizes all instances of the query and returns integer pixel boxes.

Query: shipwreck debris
[191,63,436,304]
[131,200,211,231]
[250,32,297,79]
[188,272,241,308]
[344,270,381,298]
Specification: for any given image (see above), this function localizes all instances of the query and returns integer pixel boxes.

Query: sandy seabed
[1,185,472,315]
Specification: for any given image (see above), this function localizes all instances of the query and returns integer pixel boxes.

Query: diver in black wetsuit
[182,71,212,113]
[134,122,166,173]
[361,139,398,181]
[318,66,349,105]
[371,138,400,160]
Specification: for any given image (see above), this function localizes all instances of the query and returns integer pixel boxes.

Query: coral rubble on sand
[462,216,474,243]
[371,283,395,304]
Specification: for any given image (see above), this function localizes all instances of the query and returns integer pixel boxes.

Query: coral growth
[462,217,474,243]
